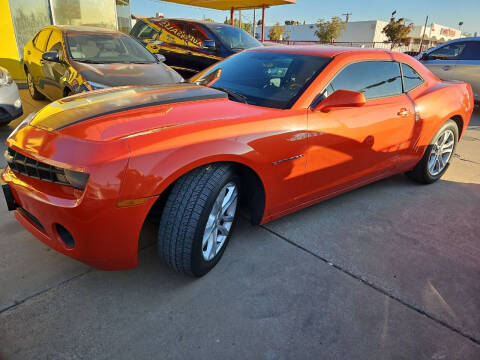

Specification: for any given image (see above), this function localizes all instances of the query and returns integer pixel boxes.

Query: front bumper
[2,167,158,270]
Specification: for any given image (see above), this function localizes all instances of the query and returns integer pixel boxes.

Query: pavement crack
[453,154,480,165]
[259,224,480,347]
[0,268,92,314]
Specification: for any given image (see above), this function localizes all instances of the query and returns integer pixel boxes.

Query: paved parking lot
[1,90,479,359]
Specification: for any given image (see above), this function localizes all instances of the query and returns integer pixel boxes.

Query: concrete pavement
[0,90,479,359]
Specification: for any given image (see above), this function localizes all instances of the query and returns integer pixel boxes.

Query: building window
[116,0,131,34]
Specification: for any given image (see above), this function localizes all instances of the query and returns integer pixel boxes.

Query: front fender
[119,137,266,202]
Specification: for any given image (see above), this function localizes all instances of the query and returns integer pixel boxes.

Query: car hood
[72,61,182,86]
[26,83,252,141]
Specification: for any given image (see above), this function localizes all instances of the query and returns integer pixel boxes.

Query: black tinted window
[401,63,424,91]
[429,42,466,60]
[458,41,480,60]
[35,29,52,51]
[325,61,402,99]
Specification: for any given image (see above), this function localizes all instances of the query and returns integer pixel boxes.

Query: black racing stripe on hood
[30,83,227,131]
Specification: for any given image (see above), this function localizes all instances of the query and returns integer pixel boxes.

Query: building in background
[1,0,132,82]
[262,20,462,51]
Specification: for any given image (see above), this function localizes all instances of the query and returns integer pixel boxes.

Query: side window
[325,61,403,99]
[131,21,157,40]
[457,41,480,60]
[401,64,424,92]
[428,42,466,60]
[46,30,63,51]
[185,23,211,47]
[35,29,52,52]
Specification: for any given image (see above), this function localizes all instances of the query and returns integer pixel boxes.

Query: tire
[406,120,458,184]
[26,69,45,100]
[158,164,240,276]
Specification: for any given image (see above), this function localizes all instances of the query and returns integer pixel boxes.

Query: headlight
[85,80,109,90]
[0,66,13,86]
[9,112,36,138]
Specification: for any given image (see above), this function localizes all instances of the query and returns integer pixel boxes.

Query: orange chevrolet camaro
[2,46,474,276]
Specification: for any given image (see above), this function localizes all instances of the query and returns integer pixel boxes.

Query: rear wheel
[406,120,458,184]
[26,70,45,100]
[158,164,240,276]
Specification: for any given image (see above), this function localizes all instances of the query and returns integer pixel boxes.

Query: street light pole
[419,15,428,53]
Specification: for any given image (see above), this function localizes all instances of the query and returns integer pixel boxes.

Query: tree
[382,16,412,49]
[269,23,284,41]
[224,17,252,33]
[314,16,346,42]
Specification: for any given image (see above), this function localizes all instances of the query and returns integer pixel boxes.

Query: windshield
[207,24,261,50]
[192,51,331,109]
[66,33,157,64]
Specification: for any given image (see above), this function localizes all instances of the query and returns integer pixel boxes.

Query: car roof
[245,45,393,58]
[439,37,480,44]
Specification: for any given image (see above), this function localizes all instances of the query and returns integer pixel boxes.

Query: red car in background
[2,46,474,276]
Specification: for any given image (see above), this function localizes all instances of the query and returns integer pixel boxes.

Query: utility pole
[458,21,463,38]
[239,9,242,28]
[253,9,256,37]
[342,12,352,23]
[419,15,428,53]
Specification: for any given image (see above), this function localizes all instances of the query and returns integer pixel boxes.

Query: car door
[305,60,415,199]
[28,28,52,91]
[422,41,467,80]
[450,40,480,101]
[42,29,68,100]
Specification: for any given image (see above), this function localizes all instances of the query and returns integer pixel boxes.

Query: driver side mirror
[42,51,60,63]
[155,54,166,62]
[202,40,216,50]
[312,89,366,112]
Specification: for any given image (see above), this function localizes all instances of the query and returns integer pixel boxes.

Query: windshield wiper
[212,87,248,104]
[75,59,103,64]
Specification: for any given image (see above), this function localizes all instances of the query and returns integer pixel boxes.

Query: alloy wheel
[27,73,35,97]
[428,129,454,176]
[202,182,238,261]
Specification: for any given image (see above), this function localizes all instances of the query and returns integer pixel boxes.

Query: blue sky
[131,0,479,34]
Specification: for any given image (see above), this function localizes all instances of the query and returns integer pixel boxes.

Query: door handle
[397,108,410,117]
[442,65,452,71]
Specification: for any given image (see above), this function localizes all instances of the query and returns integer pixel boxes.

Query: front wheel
[406,120,458,184]
[158,164,240,276]
[26,70,45,100]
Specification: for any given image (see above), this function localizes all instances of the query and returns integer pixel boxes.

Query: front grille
[5,148,70,186]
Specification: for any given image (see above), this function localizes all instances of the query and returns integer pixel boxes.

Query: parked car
[130,18,262,77]
[0,66,22,125]
[417,37,480,103]
[23,25,183,101]
[2,47,474,276]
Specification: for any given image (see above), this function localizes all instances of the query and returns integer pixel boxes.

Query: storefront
[1,0,131,81]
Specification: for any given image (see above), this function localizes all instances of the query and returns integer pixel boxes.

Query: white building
[261,20,462,51]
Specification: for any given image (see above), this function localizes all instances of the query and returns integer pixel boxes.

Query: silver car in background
[417,37,480,103]
[0,66,23,125]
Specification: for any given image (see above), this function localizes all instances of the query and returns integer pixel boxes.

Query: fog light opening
[55,224,75,248]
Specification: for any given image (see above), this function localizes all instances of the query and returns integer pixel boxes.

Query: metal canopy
[160,0,296,42]
[160,0,296,10]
